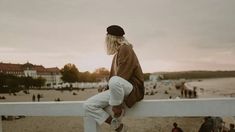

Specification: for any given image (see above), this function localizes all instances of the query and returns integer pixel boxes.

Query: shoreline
[186,77,235,98]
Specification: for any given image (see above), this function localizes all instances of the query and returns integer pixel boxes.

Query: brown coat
[109,44,145,108]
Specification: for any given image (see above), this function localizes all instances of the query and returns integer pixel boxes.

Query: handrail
[1,98,235,132]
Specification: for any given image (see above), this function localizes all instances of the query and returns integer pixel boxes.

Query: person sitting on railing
[83,25,145,132]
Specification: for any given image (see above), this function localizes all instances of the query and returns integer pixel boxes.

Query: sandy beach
[0,79,233,132]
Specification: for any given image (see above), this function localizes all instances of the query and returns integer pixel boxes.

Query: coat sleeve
[116,45,136,80]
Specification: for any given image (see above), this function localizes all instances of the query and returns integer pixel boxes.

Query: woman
[84,25,144,132]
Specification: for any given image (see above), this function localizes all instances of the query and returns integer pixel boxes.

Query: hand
[112,105,123,118]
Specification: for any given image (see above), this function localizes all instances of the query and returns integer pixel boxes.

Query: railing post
[0,116,2,132]
[84,117,101,132]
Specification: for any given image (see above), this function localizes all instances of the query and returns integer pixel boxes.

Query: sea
[186,77,235,127]
[186,77,235,98]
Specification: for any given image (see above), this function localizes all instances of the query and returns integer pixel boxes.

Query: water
[186,77,235,98]
[187,78,235,126]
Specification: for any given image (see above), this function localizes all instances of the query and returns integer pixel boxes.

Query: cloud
[0,0,235,72]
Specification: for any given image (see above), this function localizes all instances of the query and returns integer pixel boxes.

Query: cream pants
[83,76,133,125]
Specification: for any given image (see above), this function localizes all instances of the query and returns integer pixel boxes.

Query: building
[0,62,62,88]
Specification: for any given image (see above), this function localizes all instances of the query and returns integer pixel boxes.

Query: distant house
[0,62,62,88]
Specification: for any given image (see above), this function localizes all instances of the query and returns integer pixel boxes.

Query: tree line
[161,71,235,80]
[60,63,152,82]
[0,63,110,93]
[60,63,110,83]
[0,73,46,93]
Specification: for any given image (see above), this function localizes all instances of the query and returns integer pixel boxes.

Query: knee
[108,76,120,89]
[83,101,92,112]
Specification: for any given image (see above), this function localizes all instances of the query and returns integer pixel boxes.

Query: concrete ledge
[0,98,235,117]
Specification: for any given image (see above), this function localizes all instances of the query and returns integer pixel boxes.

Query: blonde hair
[105,34,132,55]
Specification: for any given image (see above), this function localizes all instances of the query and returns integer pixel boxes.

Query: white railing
[0,98,235,132]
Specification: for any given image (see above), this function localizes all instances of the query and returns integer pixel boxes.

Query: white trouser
[83,76,133,125]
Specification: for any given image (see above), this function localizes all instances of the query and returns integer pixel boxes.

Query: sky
[0,0,235,73]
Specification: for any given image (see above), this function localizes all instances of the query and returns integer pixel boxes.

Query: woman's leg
[108,76,133,106]
[83,90,111,125]
[83,76,133,126]
[108,76,133,117]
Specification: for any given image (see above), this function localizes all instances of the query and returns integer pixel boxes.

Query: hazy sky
[1,0,235,73]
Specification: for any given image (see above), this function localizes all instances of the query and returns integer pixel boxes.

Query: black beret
[107,25,125,36]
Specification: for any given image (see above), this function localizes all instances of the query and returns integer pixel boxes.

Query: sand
[0,80,226,132]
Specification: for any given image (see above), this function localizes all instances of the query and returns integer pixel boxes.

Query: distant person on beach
[180,82,185,98]
[153,84,157,89]
[188,90,192,98]
[193,87,197,98]
[199,117,214,132]
[55,98,61,101]
[32,94,36,102]
[228,123,235,132]
[172,122,183,132]
[37,94,40,102]
[84,25,144,132]
[184,89,188,98]
[181,89,184,98]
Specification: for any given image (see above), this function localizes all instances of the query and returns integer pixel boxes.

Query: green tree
[61,63,79,83]
[78,71,91,82]
[34,77,46,89]
[94,67,110,75]
[93,67,109,82]
[0,73,5,88]
[143,73,150,81]
[0,73,22,93]
[22,76,34,92]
